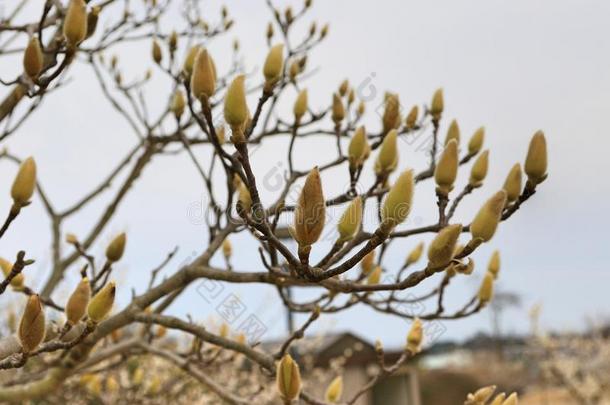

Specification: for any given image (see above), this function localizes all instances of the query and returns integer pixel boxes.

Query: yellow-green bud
[331,93,345,124]
[348,126,368,168]
[276,354,301,401]
[191,48,216,100]
[381,169,414,228]
[357,101,365,116]
[470,190,507,242]
[503,163,522,203]
[224,75,249,134]
[338,79,349,97]
[427,224,462,268]
[106,232,126,262]
[405,242,424,267]
[361,250,375,276]
[430,88,444,120]
[19,295,46,352]
[222,239,232,259]
[524,130,548,184]
[502,393,518,405]
[488,250,500,279]
[405,105,418,129]
[171,90,186,120]
[337,197,362,242]
[0,257,24,288]
[152,40,162,64]
[294,167,325,246]
[374,129,398,176]
[434,139,458,195]
[468,127,485,155]
[325,376,343,403]
[183,45,201,76]
[263,44,284,88]
[444,119,460,145]
[11,157,37,206]
[469,150,489,188]
[490,393,506,405]
[478,272,494,305]
[64,0,88,48]
[367,266,382,285]
[66,278,91,325]
[87,281,116,323]
[382,93,401,134]
[23,37,43,79]
[406,318,423,353]
[237,182,252,212]
[469,385,497,404]
[293,89,308,122]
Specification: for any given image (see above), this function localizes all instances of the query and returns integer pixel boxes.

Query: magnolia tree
[0,0,548,403]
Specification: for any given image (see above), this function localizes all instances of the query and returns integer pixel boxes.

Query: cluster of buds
[464,385,519,405]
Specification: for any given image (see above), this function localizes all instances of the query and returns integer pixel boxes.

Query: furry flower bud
[23,37,43,79]
[478,272,494,305]
[237,182,252,212]
[434,139,458,195]
[470,191,507,242]
[152,40,162,64]
[490,393,506,405]
[337,197,362,242]
[222,239,232,259]
[524,130,548,184]
[331,93,345,124]
[374,129,398,176]
[106,233,126,262]
[19,295,46,352]
[263,44,284,88]
[405,105,418,129]
[502,393,518,405]
[294,167,325,246]
[382,93,401,134]
[488,250,500,279]
[361,250,375,276]
[367,266,382,285]
[503,163,522,203]
[64,0,88,47]
[11,157,37,207]
[183,45,201,76]
[427,224,462,268]
[191,48,216,100]
[277,354,301,401]
[381,169,414,228]
[293,89,308,122]
[325,376,343,403]
[469,150,489,188]
[444,119,460,145]
[87,281,116,323]
[430,88,444,120]
[348,126,368,168]
[171,90,186,119]
[224,75,249,133]
[468,127,485,155]
[405,242,424,267]
[66,278,91,325]
[406,318,423,353]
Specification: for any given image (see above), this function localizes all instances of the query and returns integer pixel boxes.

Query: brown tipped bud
[0,257,24,288]
[224,75,248,133]
[106,232,126,262]
[338,79,349,97]
[294,167,325,246]
[168,31,178,53]
[488,250,500,279]
[478,272,494,305]
[434,139,458,195]
[293,89,308,122]
[382,93,401,134]
[405,242,424,267]
[320,24,329,38]
[23,37,43,79]
[66,278,91,325]
[430,88,444,120]
[191,48,216,100]
[171,90,186,120]
[263,44,284,88]
[361,250,375,276]
[11,157,37,206]
[405,105,418,129]
[337,197,362,242]
[64,0,88,47]
[331,93,345,124]
[86,6,100,39]
[87,281,115,323]
[470,190,507,242]
[406,318,423,353]
[19,295,46,352]
[277,354,302,401]
[381,170,414,228]
[524,130,548,184]
[222,238,232,259]
[348,126,368,168]
[444,119,460,145]
[152,40,162,64]
[266,22,274,40]
[183,45,201,76]
[374,129,399,176]
[468,127,485,155]
[325,376,343,403]
[469,150,489,187]
[427,224,462,268]
[503,163,522,203]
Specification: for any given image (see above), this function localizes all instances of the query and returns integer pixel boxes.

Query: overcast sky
[1,0,609,348]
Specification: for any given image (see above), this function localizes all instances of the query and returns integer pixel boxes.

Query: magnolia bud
[374,129,398,176]
[19,295,45,352]
[502,392,518,405]
[357,101,365,116]
[381,169,414,228]
[405,105,418,129]
[503,163,522,203]
[338,79,349,97]
[289,61,300,82]
[331,93,345,124]
[382,93,401,134]
[64,0,88,47]
[470,190,507,242]
[294,167,325,246]
[293,89,308,122]
[361,250,375,276]
[237,182,252,212]
[488,250,500,278]
[406,318,423,353]
[490,393,506,405]
[266,22,274,40]
[524,130,548,184]
[86,6,100,39]
[430,88,444,120]
[106,233,126,262]
[427,224,462,268]
[11,157,37,207]
[152,40,162,64]
[478,272,494,305]
[347,88,355,105]
[434,139,458,195]
[367,265,382,285]
[219,322,229,338]
[444,119,460,145]
[337,197,362,242]
[263,44,284,88]
[23,37,43,79]
[320,23,329,39]
[470,385,496,403]
[325,376,343,403]
[191,48,216,100]
[66,278,91,325]
[224,75,248,134]
[468,127,485,155]
[348,126,368,168]
[222,238,232,259]
[87,281,116,323]
[171,90,186,120]
[168,31,178,53]
[0,257,24,288]
[183,45,201,76]
[405,242,424,267]
[469,150,489,188]
[276,354,301,401]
